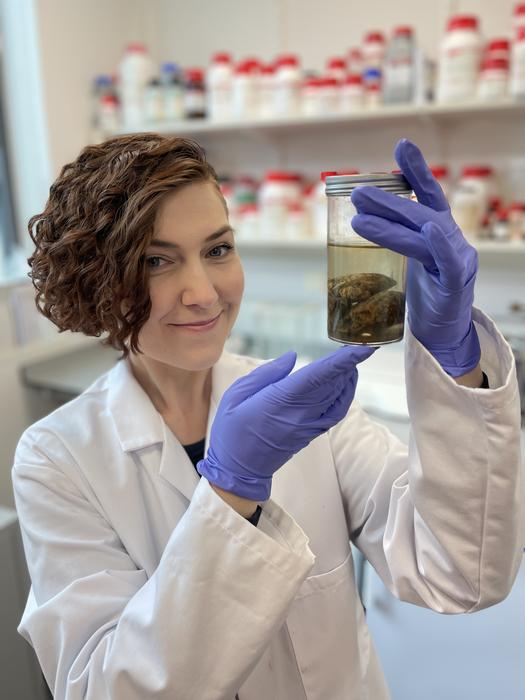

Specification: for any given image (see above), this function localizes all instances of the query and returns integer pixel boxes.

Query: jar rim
[325,172,411,195]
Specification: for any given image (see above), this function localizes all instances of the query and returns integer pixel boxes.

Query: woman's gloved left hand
[351,138,481,378]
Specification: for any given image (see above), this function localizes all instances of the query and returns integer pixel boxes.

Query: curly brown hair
[28,132,224,359]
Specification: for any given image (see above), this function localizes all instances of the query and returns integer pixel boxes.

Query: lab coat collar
[106,350,246,501]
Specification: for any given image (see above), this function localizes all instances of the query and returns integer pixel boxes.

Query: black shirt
[183,438,262,526]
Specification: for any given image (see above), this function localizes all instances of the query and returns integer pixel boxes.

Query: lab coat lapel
[158,419,200,503]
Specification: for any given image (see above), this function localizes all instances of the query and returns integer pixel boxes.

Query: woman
[12,133,522,699]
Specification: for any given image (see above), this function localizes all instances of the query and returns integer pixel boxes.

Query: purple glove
[351,138,480,377]
[198,345,375,501]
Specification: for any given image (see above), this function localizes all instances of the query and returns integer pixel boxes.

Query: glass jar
[325,172,412,345]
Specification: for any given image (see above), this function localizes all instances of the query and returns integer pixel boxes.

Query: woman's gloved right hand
[197,345,375,501]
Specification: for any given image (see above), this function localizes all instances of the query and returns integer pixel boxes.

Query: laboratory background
[0,0,524,697]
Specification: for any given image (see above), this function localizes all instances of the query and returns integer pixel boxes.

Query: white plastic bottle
[207,52,233,121]
[273,54,301,118]
[259,64,276,118]
[436,15,483,103]
[451,166,494,239]
[118,43,155,128]
[320,77,341,114]
[362,31,386,70]
[383,26,416,104]
[340,74,364,111]
[510,27,525,97]
[232,60,260,120]
[302,77,323,115]
[326,57,347,82]
[477,57,509,100]
[259,171,301,240]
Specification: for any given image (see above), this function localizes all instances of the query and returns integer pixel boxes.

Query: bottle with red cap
[340,74,364,111]
[184,68,206,119]
[362,31,386,71]
[430,166,450,198]
[259,171,302,239]
[383,26,416,104]
[273,54,302,118]
[232,59,260,120]
[511,27,525,97]
[477,56,509,99]
[436,15,483,102]
[450,165,495,239]
[207,52,233,121]
[326,57,347,82]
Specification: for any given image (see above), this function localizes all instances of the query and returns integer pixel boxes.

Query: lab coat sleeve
[329,308,523,614]
[12,434,315,700]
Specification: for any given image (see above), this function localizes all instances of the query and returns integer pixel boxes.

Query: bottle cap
[430,166,449,179]
[265,171,299,182]
[486,38,510,52]
[514,4,525,16]
[125,42,148,53]
[344,74,363,85]
[212,52,232,63]
[393,26,414,36]
[364,31,385,43]
[462,166,493,177]
[447,15,479,32]
[320,171,338,181]
[276,54,300,67]
[327,57,347,69]
[186,68,204,82]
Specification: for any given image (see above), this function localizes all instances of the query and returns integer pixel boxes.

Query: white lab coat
[12,308,523,700]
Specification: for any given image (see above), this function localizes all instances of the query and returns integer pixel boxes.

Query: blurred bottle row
[222,166,525,244]
[91,5,525,132]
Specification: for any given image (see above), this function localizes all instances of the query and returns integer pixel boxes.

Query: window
[0,37,18,262]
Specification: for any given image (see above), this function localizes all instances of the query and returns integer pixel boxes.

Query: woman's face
[135,181,244,371]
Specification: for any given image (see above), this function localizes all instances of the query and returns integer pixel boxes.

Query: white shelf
[237,238,525,253]
[105,98,525,138]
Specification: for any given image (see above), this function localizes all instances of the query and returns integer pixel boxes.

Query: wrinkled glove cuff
[197,457,271,502]
[425,322,481,377]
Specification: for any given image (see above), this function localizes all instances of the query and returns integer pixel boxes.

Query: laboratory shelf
[105,99,525,138]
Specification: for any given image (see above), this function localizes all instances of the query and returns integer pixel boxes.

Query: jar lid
[212,52,232,63]
[325,172,411,196]
[515,3,525,15]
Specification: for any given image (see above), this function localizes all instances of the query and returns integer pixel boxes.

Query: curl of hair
[28,133,222,359]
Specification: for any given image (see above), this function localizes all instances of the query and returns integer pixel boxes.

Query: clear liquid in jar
[327,243,406,345]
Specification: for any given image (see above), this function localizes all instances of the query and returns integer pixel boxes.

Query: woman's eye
[208,243,233,258]
[145,256,168,269]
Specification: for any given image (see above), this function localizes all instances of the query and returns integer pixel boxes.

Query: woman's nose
[180,263,219,308]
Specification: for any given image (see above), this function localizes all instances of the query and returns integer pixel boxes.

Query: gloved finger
[226,350,297,405]
[351,185,436,231]
[314,367,359,430]
[279,344,375,397]
[421,222,475,290]
[394,138,450,212]
[351,214,437,270]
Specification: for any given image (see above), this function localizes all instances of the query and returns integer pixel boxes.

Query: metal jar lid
[325,172,411,196]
